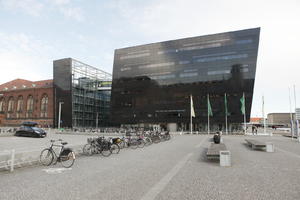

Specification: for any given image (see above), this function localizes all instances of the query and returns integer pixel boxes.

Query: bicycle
[82,136,116,157]
[40,139,75,168]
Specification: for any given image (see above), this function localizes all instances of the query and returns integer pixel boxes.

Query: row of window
[119,53,249,71]
[146,67,249,80]
[0,95,48,118]
[118,39,253,60]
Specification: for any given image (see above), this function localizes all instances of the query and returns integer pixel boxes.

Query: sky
[0,0,300,117]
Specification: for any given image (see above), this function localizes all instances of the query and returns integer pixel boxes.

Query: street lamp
[58,101,64,129]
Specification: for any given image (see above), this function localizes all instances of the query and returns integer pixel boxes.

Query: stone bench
[206,143,227,160]
[245,139,274,152]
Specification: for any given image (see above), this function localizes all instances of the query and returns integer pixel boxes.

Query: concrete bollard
[10,149,15,172]
[220,151,231,167]
[266,143,274,152]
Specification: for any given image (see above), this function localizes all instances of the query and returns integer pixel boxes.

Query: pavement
[0,135,300,200]
[0,130,93,152]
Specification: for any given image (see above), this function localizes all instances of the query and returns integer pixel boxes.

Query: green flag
[224,93,228,116]
[207,94,213,117]
[240,93,245,115]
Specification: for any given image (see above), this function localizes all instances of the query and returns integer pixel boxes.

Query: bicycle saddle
[61,142,68,145]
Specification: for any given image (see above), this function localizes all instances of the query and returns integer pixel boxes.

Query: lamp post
[58,102,64,129]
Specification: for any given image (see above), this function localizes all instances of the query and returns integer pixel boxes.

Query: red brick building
[0,79,54,127]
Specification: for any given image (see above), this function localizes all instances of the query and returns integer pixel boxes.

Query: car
[15,124,47,138]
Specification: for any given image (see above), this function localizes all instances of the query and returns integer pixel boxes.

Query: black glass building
[111,28,260,131]
[53,58,112,128]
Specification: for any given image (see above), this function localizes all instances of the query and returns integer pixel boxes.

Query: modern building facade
[0,79,54,127]
[111,28,260,131]
[53,58,112,128]
[267,113,295,127]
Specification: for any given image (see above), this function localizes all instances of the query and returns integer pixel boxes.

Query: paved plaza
[1,134,300,200]
[0,130,93,153]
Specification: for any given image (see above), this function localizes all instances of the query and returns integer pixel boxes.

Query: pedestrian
[252,126,255,135]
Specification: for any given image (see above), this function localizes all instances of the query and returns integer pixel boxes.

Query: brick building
[0,79,54,127]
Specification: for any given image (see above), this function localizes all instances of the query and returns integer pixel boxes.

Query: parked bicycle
[40,139,75,168]
[83,136,119,156]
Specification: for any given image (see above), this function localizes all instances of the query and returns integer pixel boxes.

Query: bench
[245,139,274,152]
[206,143,227,160]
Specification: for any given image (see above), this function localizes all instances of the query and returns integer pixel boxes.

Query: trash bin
[220,151,231,167]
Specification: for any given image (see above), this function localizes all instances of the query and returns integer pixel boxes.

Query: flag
[190,95,195,117]
[240,93,245,115]
[207,94,213,116]
[224,93,228,116]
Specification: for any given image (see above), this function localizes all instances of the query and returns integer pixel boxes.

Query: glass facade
[111,28,260,131]
[53,58,112,128]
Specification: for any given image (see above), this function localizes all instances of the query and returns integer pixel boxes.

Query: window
[157,49,177,55]
[7,97,14,112]
[120,53,150,60]
[40,95,48,118]
[179,43,221,51]
[179,61,190,65]
[138,62,175,69]
[26,95,34,118]
[7,97,14,118]
[208,70,231,75]
[0,98,4,112]
[236,39,252,44]
[120,67,131,72]
[196,54,248,63]
[179,73,198,78]
[151,74,176,80]
[182,39,230,47]
[16,96,23,118]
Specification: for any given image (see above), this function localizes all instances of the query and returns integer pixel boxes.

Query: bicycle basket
[112,138,121,144]
[61,148,73,156]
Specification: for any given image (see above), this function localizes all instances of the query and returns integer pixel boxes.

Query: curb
[0,144,85,172]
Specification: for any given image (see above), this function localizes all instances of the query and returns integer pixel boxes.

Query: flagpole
[225,93,228,135]
[190,95,192,135]
[225,113,228,135]
[262,95,268,135]
[293,85,299,142]
[208,94,210,135]
[289,87,294,139]
[243,92,247,135]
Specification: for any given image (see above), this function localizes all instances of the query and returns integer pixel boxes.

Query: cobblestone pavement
[0,135,300,200]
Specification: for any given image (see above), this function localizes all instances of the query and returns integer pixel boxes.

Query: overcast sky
[0,0,300,117]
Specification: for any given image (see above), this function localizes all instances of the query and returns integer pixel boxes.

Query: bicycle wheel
[138,140,145,148]
[153,137,160,144]
[166,135,171,140]
[61,151,75,168]
[101,144,112,157]
[82,144,93,156]
[130,140,138,149]
[146,137,153,146]
[119,141,125,149]
[40,149,54,166]
[110,144,120,154]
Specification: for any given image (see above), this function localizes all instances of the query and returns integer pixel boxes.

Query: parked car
[15,123,47,138]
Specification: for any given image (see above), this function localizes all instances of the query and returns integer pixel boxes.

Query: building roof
[0,78,53,92]
[250,117,262,123]
[268,113,295,115]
